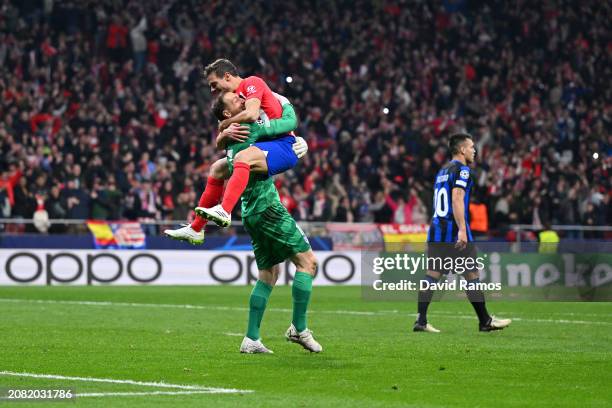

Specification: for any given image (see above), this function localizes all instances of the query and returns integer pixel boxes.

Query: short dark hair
[204,58,238,78]
[449,132,473,155]
[212,92,229,121]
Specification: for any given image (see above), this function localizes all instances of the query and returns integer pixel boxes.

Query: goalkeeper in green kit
[211,91,322,354]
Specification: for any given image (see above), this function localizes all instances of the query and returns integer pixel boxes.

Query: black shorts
[426,242,479,275]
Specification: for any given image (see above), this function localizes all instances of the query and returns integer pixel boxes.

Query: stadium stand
[0,0,609,236]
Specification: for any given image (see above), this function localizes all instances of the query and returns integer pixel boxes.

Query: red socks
[221,162,250,214]
[191,176,225,232]
[191,163,250,232]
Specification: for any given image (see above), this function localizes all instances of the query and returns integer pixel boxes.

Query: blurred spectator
[90,177,121,220]
[121,188,143,220]
[469,197,489,239]
[0,164,21,209]
[369,191,393,223]
[159,179,176,219]
[334,197,354,223]
[46,184,68,233]
[130,15,147,72]
[63,179,90,220]
[172,192,192,221]
[106,15,128,63]
[385,192,416,225]
[32,195,50,233]
[0,184,9,218]
[279,186,297,217]
[411,196,428,225]
[311,189,332,222]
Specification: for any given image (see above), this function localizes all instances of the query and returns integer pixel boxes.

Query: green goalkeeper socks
[246,274,312,340]
[246,280,273,340]
[292,272,313,332]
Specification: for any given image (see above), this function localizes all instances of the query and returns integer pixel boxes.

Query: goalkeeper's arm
[253,93,308,159]
[253,92,298,140]
[257,103,298,138]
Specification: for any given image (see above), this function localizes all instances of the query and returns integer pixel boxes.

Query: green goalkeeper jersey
[225,103,297,217]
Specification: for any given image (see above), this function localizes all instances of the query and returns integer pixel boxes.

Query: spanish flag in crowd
[86,221,146,249]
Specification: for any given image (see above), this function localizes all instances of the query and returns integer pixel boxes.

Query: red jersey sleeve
[241,76,267,101]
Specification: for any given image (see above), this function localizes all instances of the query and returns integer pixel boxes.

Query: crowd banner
[378,224,428,251]
[86,221,146,249]
[327,223,384,251]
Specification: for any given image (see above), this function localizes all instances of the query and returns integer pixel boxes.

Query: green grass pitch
[0,285,610,407]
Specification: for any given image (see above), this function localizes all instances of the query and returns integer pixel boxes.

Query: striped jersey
[427,160,474,243]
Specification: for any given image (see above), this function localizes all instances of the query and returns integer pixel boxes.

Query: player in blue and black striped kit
[426,152,474,244]
[414,132,512,333]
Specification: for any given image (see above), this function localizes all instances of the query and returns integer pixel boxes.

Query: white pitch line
[1,298,611,326]
[0,371,252,394]
[430,309,612,319]
[428,314,612,326]
[77,391,230,397]
[223,332,244,337]
[0,298,386,316]
[507,317,612,326]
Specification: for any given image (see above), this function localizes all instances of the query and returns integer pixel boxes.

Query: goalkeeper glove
[292,136,308,159]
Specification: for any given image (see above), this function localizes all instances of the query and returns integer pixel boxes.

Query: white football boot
[480,316,512,332]
[163,224,204,245]
[413,322,441,333]
[240,337,274,354]
[194,204,232,228]
[285,324,323,353]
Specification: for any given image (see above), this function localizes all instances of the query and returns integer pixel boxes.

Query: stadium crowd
[0,0,610,236]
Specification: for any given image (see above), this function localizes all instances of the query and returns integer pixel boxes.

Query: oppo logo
[4,252,161,285]
[208,254,355,284]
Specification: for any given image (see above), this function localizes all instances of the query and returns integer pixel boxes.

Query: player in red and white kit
[165,59,306,244]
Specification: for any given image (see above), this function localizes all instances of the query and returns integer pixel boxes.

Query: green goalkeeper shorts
[243,201,311,270]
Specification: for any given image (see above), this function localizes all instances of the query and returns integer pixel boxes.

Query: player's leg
[241,264,279,354]
[220,146,267,212]
[463,269,512,331]
[252,136,298,176]
[247,264,279,341]
[289,249,317,332]
[198,136,298,227]
[195,146,267,227]
[274,211,322,353]
[463,269,491,330]
[236,146,270,173]
[414,241,446,332]
[285,249,322,352]
[164,158,228,244]
[239,211,279,354]
[414,269,442,333]
[192,158,229,231]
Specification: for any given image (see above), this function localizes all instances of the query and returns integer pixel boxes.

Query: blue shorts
[254,135,298,176]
